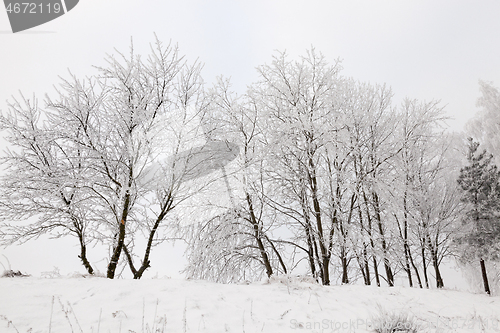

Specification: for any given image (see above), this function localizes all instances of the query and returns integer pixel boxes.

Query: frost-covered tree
[336,80,396,286]
[466,81,500,166]
[0,38,213,279]
[183,209,267,283]
[351,84,398,287]
[456,138,500,295]
[249,49,345,285]
[183,77,286,281]
[0,96,95,274]
[408,138,462,289]
[390,99,463,289]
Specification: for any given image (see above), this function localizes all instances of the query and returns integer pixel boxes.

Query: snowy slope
[0,276,499,333]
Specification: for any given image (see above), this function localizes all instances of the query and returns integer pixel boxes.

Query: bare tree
[184,77,287,281]
[0,37,213,278]
[466,81,500,166]
[391,99,455,288]
[0,95,95,274]
[249,49,345,285]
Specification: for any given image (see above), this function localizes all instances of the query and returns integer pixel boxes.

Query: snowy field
[0,276,499,333]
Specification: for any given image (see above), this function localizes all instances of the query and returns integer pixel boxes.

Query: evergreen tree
[456,138,500,295]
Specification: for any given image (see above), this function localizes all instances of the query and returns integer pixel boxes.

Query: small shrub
[1,270,29,278]
[371,306,420,333]
[268,274,319,285]
[41,266,62,278]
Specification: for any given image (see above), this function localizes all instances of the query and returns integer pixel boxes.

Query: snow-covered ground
[0,275,499,333]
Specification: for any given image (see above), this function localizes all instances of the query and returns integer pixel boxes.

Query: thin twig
[48,295,54,333]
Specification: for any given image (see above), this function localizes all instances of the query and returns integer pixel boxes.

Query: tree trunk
[122,194,174,279]
[396,214,413,287]
[356,252,368,285]
[402,193,413,287]
[123,244,137,276]
[107,191,131,279]
[480,258,491,295]
[305,223,317,279]
[433,256,444,288]
[372,192,394,286]
[409,249,423,288]
[247,193,273,278]
[338,236,349,284]
[341,250,349,284]
[133,214,164,279]
[307,155,330,285]
[322,254,331,286]
[264,234,287,274]
[362,190,380,287]
[395,213,412,287]
[67,199,93,275]
[313,237,324,283]
[77,231,94,275]
[357,205,371,285]
[405,257,413,287]
[363,245,371,285]
[427,235,444,288]
[363,190,380,287]
[301,193,318,280]
[339,194,356,285]
[421,244,429,288]
[359,244,371,285]
[373,256,381,287]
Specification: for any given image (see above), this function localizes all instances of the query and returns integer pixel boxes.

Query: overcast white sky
[0,0,499,280]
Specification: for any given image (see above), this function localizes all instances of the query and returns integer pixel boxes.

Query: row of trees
[1,39,499,291]
[184,50,466,289]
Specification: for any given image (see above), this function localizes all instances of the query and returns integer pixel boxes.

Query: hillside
[0,276,499,333]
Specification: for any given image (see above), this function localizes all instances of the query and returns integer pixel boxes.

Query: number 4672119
[6,2,62,14]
